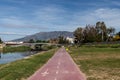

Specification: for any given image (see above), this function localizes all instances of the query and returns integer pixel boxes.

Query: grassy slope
[0,49,57,80]
[69,47,120,80]
[3,46,31,53]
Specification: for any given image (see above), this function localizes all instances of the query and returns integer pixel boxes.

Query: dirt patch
[86,68,120,80]
[75,54,120,61]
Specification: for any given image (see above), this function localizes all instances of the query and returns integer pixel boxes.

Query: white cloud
[0,5,120,32]
[2,0,26,4]
[71,8,120,31]
[32,7,120,32]
[108,0,120,6]
[1,17,25,25]
[0,16,28,28]
[0,32,28,35]
[31,6,75,30]
[0,16,47,30]
[34,6,66,22]
[91,8,120,30]
[93,8,120,19]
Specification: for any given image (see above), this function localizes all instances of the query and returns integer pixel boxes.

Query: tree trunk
[102,31,104,42]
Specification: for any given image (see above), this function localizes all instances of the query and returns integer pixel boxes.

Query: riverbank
[1,45,56,53]
[0,48,58,80]
[2,46,31,53]
[69,47,120,80]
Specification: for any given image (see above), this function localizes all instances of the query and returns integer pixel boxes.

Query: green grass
[81,43,120,48]
[3,46,31,53]
[69,47,120,80]
[0,48,58,80]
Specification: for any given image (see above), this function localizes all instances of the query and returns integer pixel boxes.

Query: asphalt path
[28,47,86,80]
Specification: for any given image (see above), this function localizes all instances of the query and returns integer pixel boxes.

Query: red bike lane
[28,47,86,80]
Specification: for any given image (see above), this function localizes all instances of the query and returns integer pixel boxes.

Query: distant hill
[12,31,74,42]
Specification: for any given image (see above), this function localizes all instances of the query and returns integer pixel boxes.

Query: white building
[4,41,23,47]
[66,37,74,44]
[4,41,23,44]
[0,44,3,48]
[0,44,5,48]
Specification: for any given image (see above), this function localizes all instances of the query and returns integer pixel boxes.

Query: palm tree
[96,21,107,41]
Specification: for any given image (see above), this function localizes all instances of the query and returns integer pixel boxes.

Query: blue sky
[0,0,120,41]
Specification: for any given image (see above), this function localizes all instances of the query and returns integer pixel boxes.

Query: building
[66,37,74,44]
[4,41,23,47]
[0,44,2,48]
[0,44,5,48]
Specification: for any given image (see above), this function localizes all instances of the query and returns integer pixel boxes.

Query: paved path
[28,47,86,80]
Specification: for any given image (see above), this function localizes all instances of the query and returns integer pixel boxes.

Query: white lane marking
[56,70,59,74]
[41,69,49,77]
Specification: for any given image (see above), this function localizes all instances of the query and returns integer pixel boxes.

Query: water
[0,51,38,64]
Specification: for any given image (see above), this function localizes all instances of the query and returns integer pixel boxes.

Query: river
[0,51,38,64]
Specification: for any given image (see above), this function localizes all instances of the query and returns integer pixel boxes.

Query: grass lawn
[0,48,58,80]
[69,47,120,80]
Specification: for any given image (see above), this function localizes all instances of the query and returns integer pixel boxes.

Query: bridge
[22,43,60,50]
[4,42,61,50]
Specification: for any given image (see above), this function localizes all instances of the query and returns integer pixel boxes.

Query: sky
[0,0,120,41]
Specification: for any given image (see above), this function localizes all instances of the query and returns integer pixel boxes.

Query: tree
[107,27,115,41]
[0,38,3,43]
[83,25,98,42]
[107,27,115,35]
[96,21,107,41]
[36,40,49,43]
[74,25,99,43]
[29,39,35,43]
[114,31,120,41]
[36,40,42,43]
[74,21,116,44]
[116,31,120,36]
[74,28,84,44]
[49,38,59,44]
[58,36,69,44]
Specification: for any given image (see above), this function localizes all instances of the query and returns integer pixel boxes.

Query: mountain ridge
[12,31,74,42]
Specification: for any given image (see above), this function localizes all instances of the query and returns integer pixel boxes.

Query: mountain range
[12,31,74,42]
